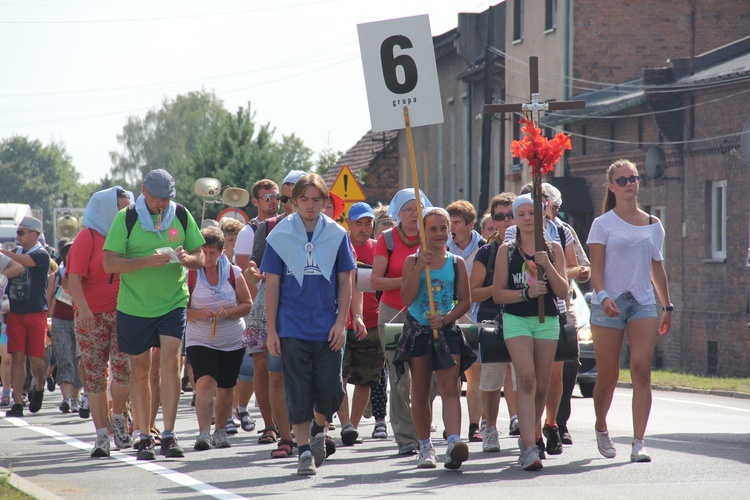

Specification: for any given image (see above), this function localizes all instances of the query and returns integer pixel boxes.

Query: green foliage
[0,136,82,239]
[107,91,312,221]
[314,139,342,175]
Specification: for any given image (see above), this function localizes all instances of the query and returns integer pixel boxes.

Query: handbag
[479,315,579,363]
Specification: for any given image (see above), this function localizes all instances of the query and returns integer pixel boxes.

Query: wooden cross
[484,56,585,321]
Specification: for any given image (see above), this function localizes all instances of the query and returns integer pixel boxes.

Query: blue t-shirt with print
[261,232,356,341]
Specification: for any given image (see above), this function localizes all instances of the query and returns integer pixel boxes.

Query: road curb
[616,382,750,399]
[1,465,64,500]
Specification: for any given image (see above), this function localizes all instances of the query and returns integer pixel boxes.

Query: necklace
[396,224,420,247]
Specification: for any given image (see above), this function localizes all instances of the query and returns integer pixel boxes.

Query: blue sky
[0,0,491,183]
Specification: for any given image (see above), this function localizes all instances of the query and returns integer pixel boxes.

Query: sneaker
[519,446,543,471]
[79,395,90,419]
[181,375,192,393]
[191,394,196,407]
[536,437,546,459]
[558,424,573,445]
[28,388,43,413]
[194,433,212,451]
[70,398,80,413]
[225,418,238,435]
[509,416,520,436]
[398,442,418,455]
[543,424,563,455]
[5,403,23,417]
[430,423,438,433]
[482,425,501,453]
[341,424,360,446]
[310,432,326,467]
[630,439,652,462]
[212,429,231,448]
[372,421,388,439]
[479,418,487,433]
[136,434,156,461]
[46,376,55,392]
[132,431,141,448]
[91,434,110,458]
[238,411,255,432]
[416,442,437,469]
[111,414,133,449]
[160,436,185,458]
[444,439,469,470]
[59,399,71,413]
[595,429,617,458]
[325,435,337,457]
[0,395,9,408]
[468,423,483,443]
[297,450,317,476]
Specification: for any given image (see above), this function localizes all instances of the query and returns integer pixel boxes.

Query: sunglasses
[492,211,514,222]
[257,193,280,202]
[614,175,640,187]
[279,195,291,204]
[16,230,27,236]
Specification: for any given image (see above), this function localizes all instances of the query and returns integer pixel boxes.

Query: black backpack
[124,204,188,238]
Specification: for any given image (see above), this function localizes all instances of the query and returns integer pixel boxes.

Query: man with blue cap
[103,168,205,460]
[336,202,386,445]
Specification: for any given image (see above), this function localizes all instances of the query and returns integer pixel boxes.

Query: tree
[276,134,313,173]
[0,136,82,239]
[314,135,342,175]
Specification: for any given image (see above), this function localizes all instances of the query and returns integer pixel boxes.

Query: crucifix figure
[484,56,585,321]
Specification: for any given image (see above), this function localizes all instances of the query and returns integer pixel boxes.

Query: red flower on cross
[510,118,572,176]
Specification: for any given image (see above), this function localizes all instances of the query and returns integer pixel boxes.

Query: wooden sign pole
[403,106,439,339]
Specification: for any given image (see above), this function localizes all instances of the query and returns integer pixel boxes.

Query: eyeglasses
[279,195,291,204]
[16,230,26,236]
[614,175,640,187]
[492,211,514,222]
[257,193,280,202]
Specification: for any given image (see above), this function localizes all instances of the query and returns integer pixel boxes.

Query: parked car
[571,280,596,397]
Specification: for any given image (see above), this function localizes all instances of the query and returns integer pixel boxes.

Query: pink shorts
[6,311,48,358]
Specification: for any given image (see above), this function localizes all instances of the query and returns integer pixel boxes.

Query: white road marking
[4,417,248,500]
[615,392,750,412]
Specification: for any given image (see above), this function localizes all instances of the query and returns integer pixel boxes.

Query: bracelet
[353,314,363,319]
[662,304,674,312]
[596,290,610,303]
[518,290,525,302]
[522,288,530,301]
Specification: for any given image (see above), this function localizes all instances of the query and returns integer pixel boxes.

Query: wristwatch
[662,304,674,312]
[353,314,363,319]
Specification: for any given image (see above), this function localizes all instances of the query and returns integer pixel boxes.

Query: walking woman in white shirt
[587,159,672,463]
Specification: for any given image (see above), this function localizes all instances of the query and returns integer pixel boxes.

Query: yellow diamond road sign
[330,165,366,202]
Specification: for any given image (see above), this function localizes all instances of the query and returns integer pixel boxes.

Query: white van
[0,203,34,248]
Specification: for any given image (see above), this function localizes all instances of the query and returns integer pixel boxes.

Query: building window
[513,0,524,42]
[707,180,727,260]
[545,0,557,31]
[650,205,666,258]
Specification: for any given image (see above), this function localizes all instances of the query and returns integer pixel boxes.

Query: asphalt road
[1,385,749,499]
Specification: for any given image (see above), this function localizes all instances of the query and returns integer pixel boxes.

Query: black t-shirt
[473,244,500,322]
[502,242,558,318]
[8,246,50,314]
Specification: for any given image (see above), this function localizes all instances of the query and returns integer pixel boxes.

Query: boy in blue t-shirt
[261,173,356,476]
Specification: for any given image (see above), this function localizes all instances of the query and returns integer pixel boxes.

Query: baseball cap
[347,202,375,221]
[143,169,176,199]
[282,169,307,186]
[18,216,43,234]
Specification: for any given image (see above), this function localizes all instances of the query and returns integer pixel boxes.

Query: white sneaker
[519,446,542,471]
[70,398,80,413]
[630,439,652,462]
[91,434,110,458]
[416,442,437,469]
[509,416,520,436]
[194,433,211,451]
[430,423,438,433]
[482,425,501,453]
[444,439,469,470]
[596,429,617,458]
[212,428,231,448]
[111,414,133,449]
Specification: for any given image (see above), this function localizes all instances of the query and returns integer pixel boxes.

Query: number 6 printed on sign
[358,14,444,132]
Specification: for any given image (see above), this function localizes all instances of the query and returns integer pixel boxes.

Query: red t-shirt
[348,239,379,330]
[67,228,121,314]
[374,229,420,311]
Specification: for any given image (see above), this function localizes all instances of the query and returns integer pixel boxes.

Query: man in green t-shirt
[104,169,205,461]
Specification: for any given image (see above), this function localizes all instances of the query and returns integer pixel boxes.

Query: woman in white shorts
[587,159,672,463]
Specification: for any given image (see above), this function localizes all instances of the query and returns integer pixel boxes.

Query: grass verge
[0,472,35,500]
[619,369,750,393]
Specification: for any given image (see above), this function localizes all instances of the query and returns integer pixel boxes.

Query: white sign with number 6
[357,14,444,132]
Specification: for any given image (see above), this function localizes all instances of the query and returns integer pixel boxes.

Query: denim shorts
[266,349,283,373]
[590,292,657,330]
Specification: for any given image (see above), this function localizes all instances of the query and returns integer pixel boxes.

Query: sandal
[258,426,278,444]
[372,422,388,439]
[239,411,256,432]
[270,439,294,458]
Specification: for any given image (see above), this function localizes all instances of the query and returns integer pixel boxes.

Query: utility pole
[478,7,494,217]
